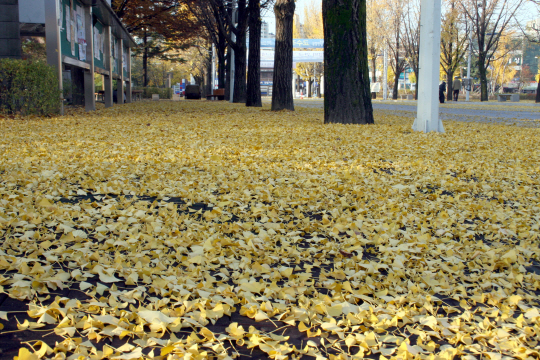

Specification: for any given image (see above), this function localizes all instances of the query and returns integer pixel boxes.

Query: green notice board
[60,0,85,61]
[111,35,119,75]
[93,18,104,69]
[123,45,128,78]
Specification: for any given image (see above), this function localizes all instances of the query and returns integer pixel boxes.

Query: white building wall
[19,0,45,23]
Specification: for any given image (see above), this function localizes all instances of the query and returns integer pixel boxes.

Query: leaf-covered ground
[0,101,539,360]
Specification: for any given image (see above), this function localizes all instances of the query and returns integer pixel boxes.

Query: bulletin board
[59,0,86,61]
[93,17,105,70]
[123,45,128,78]
[111,35,119,75]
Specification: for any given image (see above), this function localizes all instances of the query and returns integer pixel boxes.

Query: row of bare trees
[366,0,526,101]
[186,0,374,123]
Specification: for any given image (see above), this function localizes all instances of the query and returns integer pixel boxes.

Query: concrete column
[44,0,63,114]
[126,47,132,103]
[84,5,95,111]
[117,38,124,104]
[413,0,444,133]
[104,26,113,107]
[0,0,21,59]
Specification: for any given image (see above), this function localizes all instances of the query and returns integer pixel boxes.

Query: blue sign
[259,38,324,49]
[260,81,273,86]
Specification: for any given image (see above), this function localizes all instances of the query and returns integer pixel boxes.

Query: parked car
[185,85,201,100]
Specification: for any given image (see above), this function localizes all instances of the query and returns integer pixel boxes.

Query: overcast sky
[261,0,538,38]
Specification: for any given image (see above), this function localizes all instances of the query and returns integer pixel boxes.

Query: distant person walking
[439,81,446,104]
[453,77,462,101]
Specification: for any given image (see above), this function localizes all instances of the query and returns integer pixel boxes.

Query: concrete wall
[19,0,44,23]
[0,0,21,59]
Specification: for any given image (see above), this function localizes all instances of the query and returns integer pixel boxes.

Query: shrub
[519,93,536,101]
[134,86,172,100]
[0,59,62,115]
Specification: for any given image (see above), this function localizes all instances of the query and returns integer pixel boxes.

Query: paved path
[291,99,540,127]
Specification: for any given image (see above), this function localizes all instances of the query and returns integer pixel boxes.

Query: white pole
[466,22,472,102]
[212,43,216,91]
[292,70,296,98]
[413,0,444,133]
[229,0,236,103]
[383,48,388,100]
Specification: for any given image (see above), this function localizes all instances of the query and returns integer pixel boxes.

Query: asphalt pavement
[290,99,540,127]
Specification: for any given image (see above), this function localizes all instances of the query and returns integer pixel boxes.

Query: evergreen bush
[134,86,172,99]
[0,59,62,115]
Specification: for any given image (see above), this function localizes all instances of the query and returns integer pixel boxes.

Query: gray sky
[261,0,538,38]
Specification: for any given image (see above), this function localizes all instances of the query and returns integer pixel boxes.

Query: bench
[132,90,143,101]
[95,90,105,102]
[401,94,414,100]
[498,94,519,102]
[207,88,225,101]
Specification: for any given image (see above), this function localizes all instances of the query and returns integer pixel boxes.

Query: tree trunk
[323,0,373,124]
[206,52,212,97]
[371,53,376,85]
[308,78,312,97]
[225,46,231,101]
[246,0,262,107]
[233,33,247,103]
[446,71,453,101]
[271,0,295,111]
[536,80,540,103]
[217,36,226,88]
[392,71,399,100]
[143,30,148,87]
[478,54,488,101]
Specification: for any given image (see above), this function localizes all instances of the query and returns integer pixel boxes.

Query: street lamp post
[413,0,444,133]
[383,48,388,100]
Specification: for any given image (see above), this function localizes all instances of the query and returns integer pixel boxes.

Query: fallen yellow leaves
[0,100,539,360]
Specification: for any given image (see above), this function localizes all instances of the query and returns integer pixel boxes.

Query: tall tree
[304,4,324,98]
[187,0,229,89]
[271,0,295,111]
[366,0,385,85]
[294,1,324,98]
[322,0,374,124]
[383,0,407,100]
[246,0,262,107]
[209,0,249,103]
[113,0,198,87]
[440,0,468,101]
[489,31,520,95]
[460,0,524,101]
[520,1,540,102]
[402,0,420,99]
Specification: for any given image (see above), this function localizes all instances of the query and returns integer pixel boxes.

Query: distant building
[262,21,269,38]
[526,18,540,34]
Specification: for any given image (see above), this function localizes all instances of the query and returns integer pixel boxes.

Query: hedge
[0,59,61,115]
[133,86,173,100]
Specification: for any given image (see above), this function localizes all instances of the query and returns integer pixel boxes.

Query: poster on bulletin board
[93,27,100,61]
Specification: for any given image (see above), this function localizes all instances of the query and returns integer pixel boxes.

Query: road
[291,99,540,127]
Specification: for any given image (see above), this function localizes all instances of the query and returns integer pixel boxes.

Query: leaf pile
[0,101,539,360]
